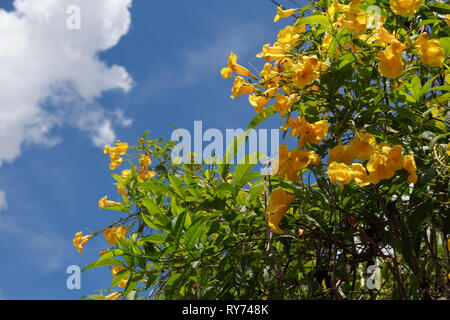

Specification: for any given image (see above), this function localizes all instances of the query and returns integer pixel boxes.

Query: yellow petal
[274,6,297,22]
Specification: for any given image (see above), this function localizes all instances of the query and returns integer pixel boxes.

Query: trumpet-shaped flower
[103,227,128,245]
[297,119,329,149]
[328,162,353,191]
[267,188,296,234]
[231,76,258,99]
[367,151,395,184]
[139,154,151,167]
[327,141,354,165]
[350,163,371,186]
[414,33,446,67]
[403,154,418,183]
[99,195,121,209]
[274,6,298,22]
[73,232,93,254]
[221,52,257,79]
[290,55,323,89]
[273,93,296,118]
[348,133,377,161]
[378,39,406,78]
[256,43,287,62]
[104,141,128,170]
[390,0,422,17]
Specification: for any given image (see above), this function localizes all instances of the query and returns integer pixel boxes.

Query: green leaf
[183,220,208,250]
[123,273,143,299]
[165,273,182,299]
[232,151,264,195]
[296,14,330,28]
[141,198,163,215]
[427,2,450,14]
[109,269,131,291]
[439,37,450,57]
[141,233,167,244]
[172,211,187,248]
[168,174,187,200]
[82,258,125,272]
[217,129,256,180]
[141,198,171,230]
[247,105,276,131]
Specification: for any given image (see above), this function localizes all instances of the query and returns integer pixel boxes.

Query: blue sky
[0,0,305,299]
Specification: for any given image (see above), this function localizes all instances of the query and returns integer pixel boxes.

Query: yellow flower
[256,43,287,62]
[403,154,418,183]
[328,162,352,191]
[339,0,369,34]
[249,88,276,116]
[273,93,296,118]
[259,63,281,89]
[327,141,354,165]
[445,14,450,26]
[321,33,335,54]
[274,6,298,22]
[231,76,258,99]
[390,0,422,17]
[414,33,446,67]
[276,25,303,48]
[267,188,296,234]
[378,39,405,78]
[221,52,257,79]
[104,141,128,170]
[109,158,123,170]
[121,169,132,179]
[99,195,121,209]
[73,232,93,254]
[297,119,329,149]
[290,55,322,89]
[281,117,328,148]
[115,141,128,155]
[350,163,371,186]
[368,27,396,46]
[367,151,395,184]
[117,185,128,198]
[118,278,129,289]
[271,144,310,181]
[139,154,151,167]
[328,0,342,20]
[111,265,127,277]
[105,292,121,300]
[103,227,128,245]
[308,151,322,165]
[383,144,405,172]
[111,266,129,288]
[348,133,377,161]
[137,167,156,180]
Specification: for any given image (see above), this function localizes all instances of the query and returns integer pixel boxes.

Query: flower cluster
[104,141,128,170]
[327,133,418,191]
[73,142,158,257]
[220,1,444,191]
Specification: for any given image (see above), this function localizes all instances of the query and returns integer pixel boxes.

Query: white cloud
[0,0,133,164]
[0,190,7,211]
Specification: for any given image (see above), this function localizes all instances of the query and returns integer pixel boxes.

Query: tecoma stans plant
[75,0,449,300]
